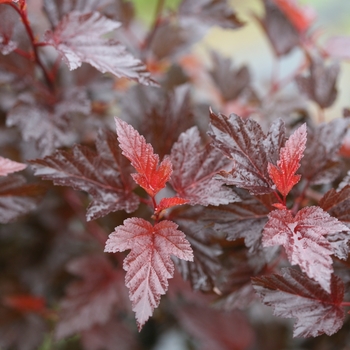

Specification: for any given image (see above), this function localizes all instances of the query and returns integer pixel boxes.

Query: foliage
[1,0,350,349]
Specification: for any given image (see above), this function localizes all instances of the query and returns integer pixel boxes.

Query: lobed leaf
[104,218,193,330]
[45,11,155,85]
[170,126,240,206]
[30,129,139,221]
[252,268,345,337]
[262,206,349,292]
[115,117,172,197]
[268,123,307,197]
[208,110,286,195]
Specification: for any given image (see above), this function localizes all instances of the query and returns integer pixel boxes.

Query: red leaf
[55,254,123,339]
[115,117,173,197]
[252,268,345,337]
[45,11,155,86]
[262,206,349,292]
[3,295,46,314]
[155,197,189,215]
[268,123,307,197]
[170,126,239,206]
[30,129,139,221]
[104,218,193,330]
[0,156,26,176]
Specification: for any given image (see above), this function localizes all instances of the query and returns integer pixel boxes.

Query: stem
[8,2,55,92]
[341,302,350,307]
[318,106,325,123]
[291,179,310,215]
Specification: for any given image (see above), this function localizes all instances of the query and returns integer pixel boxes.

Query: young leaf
[30,129,139,221]
[115,117,172,197]
[0,175,44,223]
[45,11,155,85]
[55,254,122,339]
[262,206,349,292]
[208,110,282,195]
[104,218,193,330]
[0,156,26,176]
[170,126,240,206]
[268,123,307,197]
[252,268,345,337]
[155,197,189,216]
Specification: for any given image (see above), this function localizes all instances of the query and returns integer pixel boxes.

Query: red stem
[7,2,55,92]
[291,179,311,215]
[341,302,350,307]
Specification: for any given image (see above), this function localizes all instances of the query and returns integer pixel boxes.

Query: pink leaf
[0,156,26,176]
[252,268,345,337]
[262,206,349,292]
[268,123,307,197]
[45,11,155,85]
[104,218,193,330]
[115,117,173,197]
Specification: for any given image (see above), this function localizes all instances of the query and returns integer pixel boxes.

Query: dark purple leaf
[0,175,44,223]
[55,254,123,339]
[252,268,345,337]
[170,126,239,206]
[295,56,339,109]
[209,51,251,102]
[208,110,284,194]
[300,118,349,184]
[262,207,349,292]
[173,219,223,292]
[256,0,299,57]
[45,11,155,85]
[30,129,139,221]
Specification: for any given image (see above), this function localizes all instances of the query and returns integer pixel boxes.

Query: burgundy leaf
[30,129,139,221]
[55,254,123,339]
[203,191,270,251]
[209,51,251,102]
[177,303,254,350]
[45,11,155,85]
[268,123,307,197]
[256,0,299,56]
[300,118,349,184]
[115,117,172,197]
[263,118,287,165]
[104,218,193,330]
[252,268,345,337]
[262,206,349,292]
[0,156,26,176]
[173,219,223,292]
[0,5,18,55]
[170,126,239,206]
[179,0,243,31]
[295,56,339,109]
[208,110,281,194]
[121,85,195,158]
[0,175,44,223]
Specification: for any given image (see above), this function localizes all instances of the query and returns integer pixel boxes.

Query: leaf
[170,126,240,206]
[55,254,123,339]
[295,55,339,109]
[179,0,243,31]
[255,0,299,56]
[252,268,345,337]
[300,118,349,184]
[208,110,285,195]
[0,175,44,223]
[0,156,26,176]
[30,129,139,221]
[209,51,251,102]
[0,5,18,55]
[262,206,349,292]
[173,219,223,292]
[273,0,316,33]
[268,123,307,197]
[202,190,270,251]
[115,117,173,197]
[104,218,193,330]
[155,197,189,215]
[45,11,155,85]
